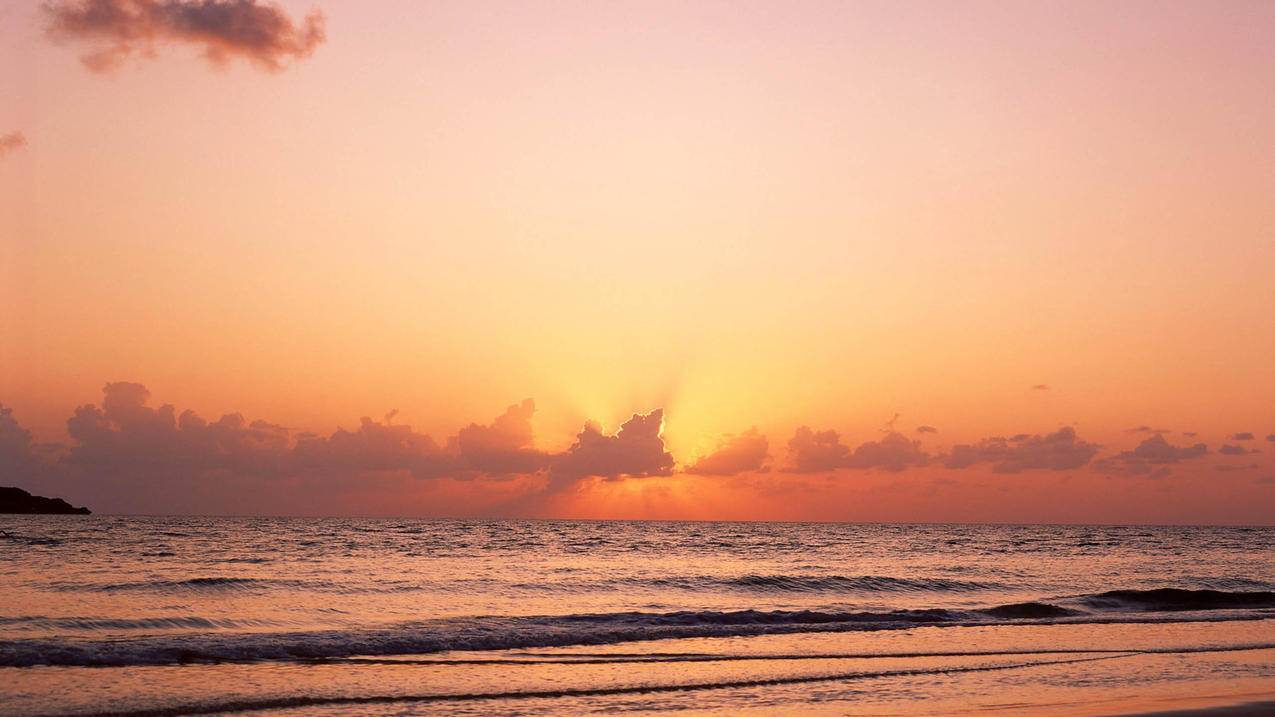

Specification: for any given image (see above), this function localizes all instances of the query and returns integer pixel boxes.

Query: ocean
[1,517,1273,716]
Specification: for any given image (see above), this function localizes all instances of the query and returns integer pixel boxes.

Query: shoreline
[1114,699,1275,717]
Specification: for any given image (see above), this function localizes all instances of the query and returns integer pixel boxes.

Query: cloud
[449,399,551,476]
[916,425,937,434]
[782,427,850,473]
[1031,384,1050,391]
[1126,425,1170,435]
[10,382,1264,517]
[782,427,927,473]
[0,404,59,485]
[62,384,566,484]
[1096,434,1208,476]
[1215,463,1259,473]
[43,0,325,72]
[942,427,1099,473]
[65,383,283,473]
[550,410,675,484]
[1268,434,1275,443]
[0,132,26,158]
[845,432,929,472]
[1217,444,1256,456]
[685,428,768,476]
[1233,432,1255,441]
[5,383,702,513]
[291,414,450,479]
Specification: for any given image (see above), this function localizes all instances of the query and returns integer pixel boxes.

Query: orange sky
[2,1,1273,522]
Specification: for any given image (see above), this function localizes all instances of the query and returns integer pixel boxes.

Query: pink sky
[2,1,1273,521]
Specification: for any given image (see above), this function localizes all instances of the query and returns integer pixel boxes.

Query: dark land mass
[0,486,91,514]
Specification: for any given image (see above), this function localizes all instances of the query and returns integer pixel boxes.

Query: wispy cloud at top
[43,0,325,72]
[0,132,26,158]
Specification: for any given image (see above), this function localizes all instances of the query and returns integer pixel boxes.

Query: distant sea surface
[2,518,1273,716]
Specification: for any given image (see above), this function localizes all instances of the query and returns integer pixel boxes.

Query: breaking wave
[1080,588,1275,612]
[3,588,1273,667]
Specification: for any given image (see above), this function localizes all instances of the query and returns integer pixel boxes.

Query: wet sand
[1117,701,1275,717]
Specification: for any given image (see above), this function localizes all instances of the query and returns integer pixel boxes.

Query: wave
[504,574,1009,595]
[53,576,290,593]
[3,590,1273,667]
[21,655,1133,717]
[1080,588,1275,611]
[41,571,438,594]
[46,572,1007,597]
[717,574,1003,593]
[45,576,420,595]
[978,601,1079,619]
[0,615,282,631]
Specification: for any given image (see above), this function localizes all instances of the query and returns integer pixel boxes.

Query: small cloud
[0,131,25,158]
[942,427,1099,473]
[43,0,326,73]
[1266,434,1275,443]
[685,428,768,476]
[915,425,938,434]
[1096,434,1208,476]
[1126,426,1170,435]
[1218,444,1255,456]
[1031,384,1050,391]
[1233,432,1255,441]
[781,427,927,473]
[845,432,928,472]
[1215,463,1259,473]
[1182,431,1198,438]
[782,426,851,473]
[1257,475,1275,485]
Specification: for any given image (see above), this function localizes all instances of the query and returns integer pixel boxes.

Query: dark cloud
[782,427,927,473]
[685,428,768,476]
[53,384,561,486]
[66,382,295,477]
[1217,444,1255,456]
[782,427,850,473]
[10,382,1261,516]
[942,427,1099,473]
[2,384,696,512]
[449,399,550,476]
[1268,434,1275,443]
[1233,432,1255,441]
[291,414,450,479]
[0,132,26,158]
[845,432,928,472]
[47,382,505,491]
[43,0,325,72]
[1096,434,1208,476]
[1215,463,1259,473]
[550,410,675,484]
[916,425,937,434]
[0,404,56,485]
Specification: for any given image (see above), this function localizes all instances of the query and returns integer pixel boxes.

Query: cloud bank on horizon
[2,382,1267,516]
[42,0,325,72]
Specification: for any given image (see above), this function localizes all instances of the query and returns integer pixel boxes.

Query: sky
[1,0,1273,523]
